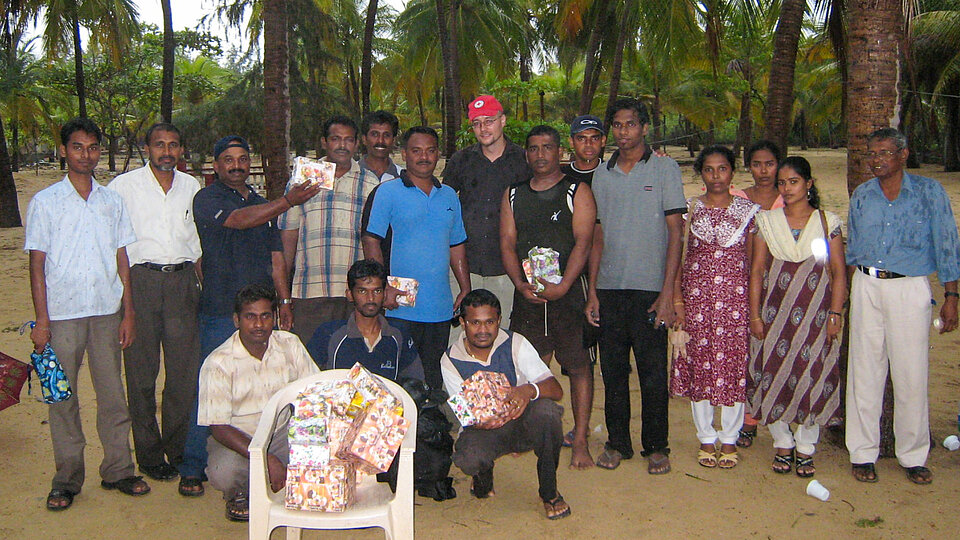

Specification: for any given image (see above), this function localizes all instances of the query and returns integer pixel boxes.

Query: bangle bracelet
[530,382,540,401]
[945,292,959,299]
[283,194,293,207]
[828,310,842,316]
[750,317,761,322]
[674,301,683,305]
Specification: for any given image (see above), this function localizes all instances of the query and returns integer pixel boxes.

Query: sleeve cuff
[664,207,687,216]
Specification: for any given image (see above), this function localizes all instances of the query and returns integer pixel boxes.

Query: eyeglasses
[865,149,900,159]
[471,114,501,129]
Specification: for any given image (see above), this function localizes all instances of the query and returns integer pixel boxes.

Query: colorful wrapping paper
[290,156,336,189]
[337,399,410,474]
[284,461,357,512]
[348,362,403,413]
[448,371,511,426]
[387,275,419,307]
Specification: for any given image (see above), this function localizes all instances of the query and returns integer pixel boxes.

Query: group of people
[22,91,960,525]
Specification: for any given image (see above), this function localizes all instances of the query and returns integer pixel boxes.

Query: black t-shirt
[560,161,601,186]
[509,175,579,273]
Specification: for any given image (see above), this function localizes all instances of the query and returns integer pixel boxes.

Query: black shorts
[509,278,591,374]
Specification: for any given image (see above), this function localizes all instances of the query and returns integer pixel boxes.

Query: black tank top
[509,175,579,273]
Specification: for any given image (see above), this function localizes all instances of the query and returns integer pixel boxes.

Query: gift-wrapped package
[387,275,419,307]
[347,362,403,413]
[290,156,336,189]
[457,371,511,425]
[526,246,562,290]
[284,460,357,512]
[446,391,478,427]
[337,398,410,474]
[295,379,365,419]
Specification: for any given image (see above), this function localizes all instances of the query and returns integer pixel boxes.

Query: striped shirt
[279,159,380,298]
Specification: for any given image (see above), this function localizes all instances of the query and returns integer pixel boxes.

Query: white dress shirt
[24,176,137,320]
[107,164,202,265]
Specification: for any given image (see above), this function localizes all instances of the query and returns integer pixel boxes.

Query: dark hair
[401,125,440,147]
[361,110,400,137]
[144,122,182,146]
[777,156,820,209]
[693,144,737,174]
[322,115,359,139]
[604,98,650,132]
[60,117,102,146]
[234,283,278,314]
[744,139,782,165]
[868,127,908,151]
[460,289,501,317]
[525,124,561,147]
[347,259,387,289]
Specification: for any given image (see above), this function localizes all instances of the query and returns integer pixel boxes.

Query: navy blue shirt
[307,313,424,382]
[193,181,282,316]
[364,172,467,323]
[847,173,960,283]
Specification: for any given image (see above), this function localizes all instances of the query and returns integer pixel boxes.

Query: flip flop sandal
[596,448,623,470]
[648,452,671,474]
[852,462,878,483]
[226,492,249,522]
[46,488,77,511]
[101,476,151,496]
[796,455,816,478]
[178,477,205,497]
[561,430,575,448]
[543,493,572,520]
[698,448,718,468]
[772,451,794,474]
[905,466,932,485]
[717,451,738,469]
[736,427,757,448]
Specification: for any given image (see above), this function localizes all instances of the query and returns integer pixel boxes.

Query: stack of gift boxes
[446,371,511,427]
[522,246,562,292]
[284,363,409,512]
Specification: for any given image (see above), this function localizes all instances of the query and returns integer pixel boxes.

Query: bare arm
[117,247,136,348]
[362,233,384,263]
[826,232,848,338]
[584,223,603,326]
[539,183,596,301]
[281,229,298,278]
[749,233,770,339]
[450,243,471,310]
[651,213,684,326]
[499,190,543,305]
[272,251,293,330]
[222,182,322,230]
[29,250,50,351]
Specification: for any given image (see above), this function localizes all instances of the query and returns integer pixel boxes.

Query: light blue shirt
[846,173,960,283]
[24,176,137,320]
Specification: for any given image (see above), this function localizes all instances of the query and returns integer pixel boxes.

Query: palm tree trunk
[578,0,610,115]
[0,115,22,227]
[72,11,86,118]
[605,20,629,112]
[160,0,175,123]
[263,0,291,201]
[763,0,805,155]
[361,0,379,117]
[945,84,960,172]
[520,51,531,121]
[11,120,19,173]
[436,0,461,156]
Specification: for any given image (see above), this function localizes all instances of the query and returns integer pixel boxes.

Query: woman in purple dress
[673,146,759,469]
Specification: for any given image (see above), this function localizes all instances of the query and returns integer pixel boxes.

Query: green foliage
[455,118,573,152]
[855,516,884,528]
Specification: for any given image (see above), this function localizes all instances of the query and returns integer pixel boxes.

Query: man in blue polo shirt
[178,135,322,497]
[362,126,471,392]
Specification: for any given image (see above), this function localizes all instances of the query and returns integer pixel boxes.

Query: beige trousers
[845,271,931,467]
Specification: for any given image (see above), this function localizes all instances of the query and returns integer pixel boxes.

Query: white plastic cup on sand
[934,318,944,331]
[806,479,830,501]
[944,435,960,451]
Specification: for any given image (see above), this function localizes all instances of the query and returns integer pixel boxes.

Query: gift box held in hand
[284,461,357,512]
[290,156,336,189]
[447,371,511,426]
[523,247,562,292]
[387,275,419,307]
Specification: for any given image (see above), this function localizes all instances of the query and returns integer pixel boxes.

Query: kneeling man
[440,289,570,519]
[197,284,319,521]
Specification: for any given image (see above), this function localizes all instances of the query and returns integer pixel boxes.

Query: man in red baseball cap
[442,95,532,327]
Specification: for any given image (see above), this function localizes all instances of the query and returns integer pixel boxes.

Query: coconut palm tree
[763,0,806,154]
[160,0,174,122]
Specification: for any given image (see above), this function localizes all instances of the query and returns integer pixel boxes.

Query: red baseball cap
[468,95,504,121]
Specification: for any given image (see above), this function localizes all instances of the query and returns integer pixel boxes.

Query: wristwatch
[280,298,293,305]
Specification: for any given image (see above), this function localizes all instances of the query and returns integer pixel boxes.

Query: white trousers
[768,421,820,456]
[846,271,931,467]
[691,400,744,446]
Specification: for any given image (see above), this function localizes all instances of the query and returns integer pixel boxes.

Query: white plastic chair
[249,369,417,540]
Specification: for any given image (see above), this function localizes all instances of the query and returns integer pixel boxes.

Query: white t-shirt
[439,328,553,399]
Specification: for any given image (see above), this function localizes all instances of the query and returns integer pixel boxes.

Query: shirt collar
[399,169,441,188]
[344,312,390,338]
[60,174,106,198]
[451,328,509,364]
[214,179,258,199]
[358,156,400,178]
[606,146,653,171]
[228,330,278,362]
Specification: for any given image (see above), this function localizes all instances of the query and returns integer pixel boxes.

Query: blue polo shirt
[193,181,282,316]
[364,172,467,322]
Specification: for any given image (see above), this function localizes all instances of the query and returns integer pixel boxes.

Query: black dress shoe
[140,462,179,481]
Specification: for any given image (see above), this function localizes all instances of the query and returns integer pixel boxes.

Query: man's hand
[649,294,676,328]
[536,279,569,302]
[119,314,136,349]
[30,321,50,352]
[940,298,958,334]
[279,304,293,331]
[284,181,324,206]
[384,285,405,310]
[454,288,469,311]
[518,282,547,305]
[500,384,534,423]
[267,454,286,492]
[584,293,600,327]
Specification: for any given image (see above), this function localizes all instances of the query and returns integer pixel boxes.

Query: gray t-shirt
[592,149,686,291]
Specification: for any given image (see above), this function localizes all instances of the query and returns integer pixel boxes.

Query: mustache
[228,168,245,175]
[416,160,433,166]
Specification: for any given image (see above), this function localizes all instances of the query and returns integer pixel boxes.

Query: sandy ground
[2,147,960,539]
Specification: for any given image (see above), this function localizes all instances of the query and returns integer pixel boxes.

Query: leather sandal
[717,451,738,469]
[46,488,77,511]
[698,445,718,468]
[101,476,150,496]
[178,477,205,497]
[543,493,572,520]
[772,450,794,474]
[796,455,815,478]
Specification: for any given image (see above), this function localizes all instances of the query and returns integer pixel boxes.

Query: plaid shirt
[279,159,380,298]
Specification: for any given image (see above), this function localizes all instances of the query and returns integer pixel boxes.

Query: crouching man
[197,284,319,521]
[440,289,570,519]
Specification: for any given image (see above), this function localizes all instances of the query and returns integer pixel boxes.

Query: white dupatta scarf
[756,208,842,263]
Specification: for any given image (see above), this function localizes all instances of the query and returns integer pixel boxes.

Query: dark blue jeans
[178,313,236,479]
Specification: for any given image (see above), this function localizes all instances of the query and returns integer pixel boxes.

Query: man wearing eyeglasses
[845,127,960,485]
[441,95,532,326]
[107,123,202,483]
